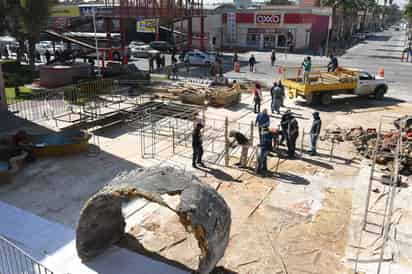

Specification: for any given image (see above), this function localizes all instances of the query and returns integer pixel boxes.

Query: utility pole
[92,8,101,77]
[0,64,7,112]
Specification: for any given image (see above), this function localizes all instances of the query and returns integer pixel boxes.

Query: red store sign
[255,14,281,24]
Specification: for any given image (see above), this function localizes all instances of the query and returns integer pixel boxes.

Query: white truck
[284,67,388,105]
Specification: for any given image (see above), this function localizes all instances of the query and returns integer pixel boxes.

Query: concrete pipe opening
[76,166,231,274]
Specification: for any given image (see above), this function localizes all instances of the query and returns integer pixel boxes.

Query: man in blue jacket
[255,109,270,143]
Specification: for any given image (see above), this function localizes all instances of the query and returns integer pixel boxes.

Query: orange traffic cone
[234,62,240,73]
[378,67,384,78]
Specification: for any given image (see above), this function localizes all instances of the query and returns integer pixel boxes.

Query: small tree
[18,0,55,69]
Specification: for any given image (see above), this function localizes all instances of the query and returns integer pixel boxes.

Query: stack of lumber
[180,89,207,105]
[208,87,241,107]
[320,71,357,84]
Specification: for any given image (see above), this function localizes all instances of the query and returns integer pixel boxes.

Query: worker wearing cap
[310,112,322,156]
[229,130,250,168]
[192,122,205,168]
[285,112,299,158]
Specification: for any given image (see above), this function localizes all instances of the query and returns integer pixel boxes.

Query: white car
[131,44,159,58]
[35,41,64,55]
[184,50,216,65]
[129,41,146,49]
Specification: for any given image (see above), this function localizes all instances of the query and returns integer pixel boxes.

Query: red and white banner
[255,14,281,25]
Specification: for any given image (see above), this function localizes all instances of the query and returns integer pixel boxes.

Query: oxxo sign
[255,14,281,24]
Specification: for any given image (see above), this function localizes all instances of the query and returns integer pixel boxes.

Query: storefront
[220,7,331,51]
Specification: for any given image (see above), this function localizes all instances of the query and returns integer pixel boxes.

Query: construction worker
[192,122,205,168]
[229,130,250,168]
[270,82,282,114]
[256,127,272,175]
[253,82,262,113]
[310,112,322,156]
[249,54,256,72]
[255,109,270,143]
[232,80,241,92]
[279,110,291,146]
[278,80,285,107]
[302,56,311,84]
[286,112,299,158]
[327,54,338,72]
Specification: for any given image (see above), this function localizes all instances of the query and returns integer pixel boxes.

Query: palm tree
[18,0,55,68]
[405,0,412,25]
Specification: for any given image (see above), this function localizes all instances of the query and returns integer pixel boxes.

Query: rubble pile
[324,116,412,175]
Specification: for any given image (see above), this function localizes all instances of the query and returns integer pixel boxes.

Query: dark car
[149,41,175,53]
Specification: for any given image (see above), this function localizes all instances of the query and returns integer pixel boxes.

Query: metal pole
[225,116,229,167]
[300,128,305,157]
[92,8,101,77]
[250,120,254,146]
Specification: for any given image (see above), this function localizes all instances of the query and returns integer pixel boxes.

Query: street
[223,27,412,103]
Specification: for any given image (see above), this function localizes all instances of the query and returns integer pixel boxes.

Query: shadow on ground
[297,96,405,113]
[366,35,391,42]
[272,171,310,185]
[198,166,242,183]
[117,233,238,274]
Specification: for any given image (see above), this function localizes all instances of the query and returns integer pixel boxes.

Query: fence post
[250,120,254,146]
[225,116,229,167]
[300,128,305,157]
[172,127,175,154]
[0,64,8,112]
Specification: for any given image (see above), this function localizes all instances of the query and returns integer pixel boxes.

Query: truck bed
[284,68,359,98]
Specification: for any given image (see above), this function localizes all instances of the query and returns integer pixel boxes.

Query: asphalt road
[223,27,412,103]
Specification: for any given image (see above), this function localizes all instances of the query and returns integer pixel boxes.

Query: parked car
[130,44,159,58]
[129,41,146,47]
[184,50,216,65]
[149,41,175,53]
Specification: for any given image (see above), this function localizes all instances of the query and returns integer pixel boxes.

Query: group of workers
[191,105,322,175]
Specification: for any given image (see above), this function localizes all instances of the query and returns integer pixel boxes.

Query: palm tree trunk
[17,40,25,65]
[28,37,36,70]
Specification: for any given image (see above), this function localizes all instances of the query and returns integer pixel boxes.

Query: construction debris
[76,166,231,274]
[323,116,412,175]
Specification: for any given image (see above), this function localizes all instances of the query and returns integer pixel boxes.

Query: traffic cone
[378,67,384,78]
[234,61,240,73]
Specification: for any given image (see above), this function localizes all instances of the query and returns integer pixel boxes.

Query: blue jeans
[311,134,318,154]
[271,98,280,113]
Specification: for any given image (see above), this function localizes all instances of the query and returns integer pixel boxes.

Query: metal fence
[7,89,69,122]
[0,234,55,274]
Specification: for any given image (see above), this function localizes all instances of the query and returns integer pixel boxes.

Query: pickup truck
[283,67,388,105]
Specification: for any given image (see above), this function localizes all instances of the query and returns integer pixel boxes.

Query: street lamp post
[92,8,101,77]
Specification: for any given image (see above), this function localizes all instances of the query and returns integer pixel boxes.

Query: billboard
[136,19,157,33]
[51,5,80,17]
[255,14,282,25]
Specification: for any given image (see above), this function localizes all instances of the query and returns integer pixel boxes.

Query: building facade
[178,5,331,51]
[220,6,331,51]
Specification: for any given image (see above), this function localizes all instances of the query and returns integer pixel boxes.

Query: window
[247,33,259,46]
[359,72,373,80]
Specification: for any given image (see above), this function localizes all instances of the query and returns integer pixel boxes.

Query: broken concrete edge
[76,166,232,274]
